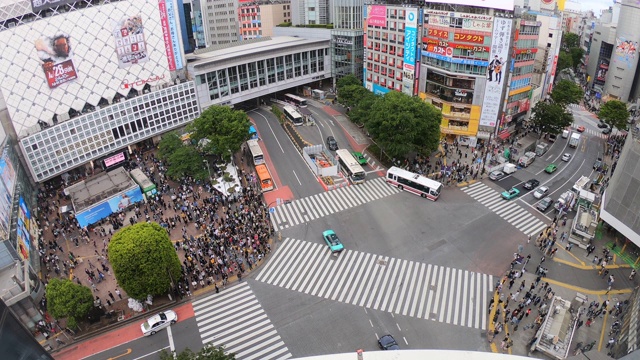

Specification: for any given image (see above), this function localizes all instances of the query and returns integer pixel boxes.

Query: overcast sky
[566,0,614,13]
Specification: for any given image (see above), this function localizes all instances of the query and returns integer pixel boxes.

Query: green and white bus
[130,169,157,197]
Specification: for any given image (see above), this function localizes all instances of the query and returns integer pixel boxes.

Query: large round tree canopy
[108,222,181,300]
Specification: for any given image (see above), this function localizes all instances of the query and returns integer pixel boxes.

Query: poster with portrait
[615,37,638,69]
[113,14,149,68]
[34,33,78,89]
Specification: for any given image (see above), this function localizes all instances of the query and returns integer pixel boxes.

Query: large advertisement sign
[165,0,184,70]
[367,5,387,27]
[75,187,144,228]
[0,151,16,197]
[424,0,514,11]
[615,36,638,69]
[402,9,418,96]
[17,197,31,260]
[158,0,177,71]
[479,18,513,127]
[0,183,10,241]
[113,15,149,68]
[34,33,78,88]
[0,0,172,138]
[30,0,76,12]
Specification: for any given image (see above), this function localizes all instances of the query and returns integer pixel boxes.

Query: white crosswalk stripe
[256,238,494,330]
[568,104,586,111]
[270,177,400,231]
[192,282,292,360]
[461,182,547,237]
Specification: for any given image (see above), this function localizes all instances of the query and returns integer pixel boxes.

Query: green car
[545,164,558,174]
[352,151,367,165]
[501,188,520,200]
[322,230,344,253]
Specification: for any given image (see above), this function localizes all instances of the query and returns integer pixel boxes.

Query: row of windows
[511,64,534,76]
[422,56,487,75]
[515,39,537,48]
[518,25,540,35]
[198,50,326,101]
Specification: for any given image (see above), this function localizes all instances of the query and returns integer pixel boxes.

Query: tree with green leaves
[366,91,441,159]
[158,132,184,161]
[165,146,209,181]
[336,74,361,90]
[556,51,573,73]
[108,222,181,300]
[159,344,235,360]
[569,47,585,70]
[530,101,573,136]
[187,106,252,161]
[337,84,375,110]
[46,278,94,328]
[562,32,580,49]
[550,80,584,107]
[348,91,377,127]
[598,100,629,130]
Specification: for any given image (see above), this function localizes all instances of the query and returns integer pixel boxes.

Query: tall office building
[238,0,291,40]
[291,0,331,26]
[201,0,240,45]
[332,0,364,83]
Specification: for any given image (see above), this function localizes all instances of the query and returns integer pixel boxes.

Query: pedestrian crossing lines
[461,182,547,237]
[568,104,587,112]
[578,127,609,139]
[270,177,400,231]
[255,237,494,330]
[192,282,292,360]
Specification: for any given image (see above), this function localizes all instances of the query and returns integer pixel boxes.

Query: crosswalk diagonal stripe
[307,194,327,217]
[373,257,397,310]
[321,191,341,213]
[332,251,360,301]
[350,253,378,306]
[461,270,468,327]
[352,182,373,203]
[255,238,292,283]
[380,258,403,312]
[364,256,389,308]
[397,261,416,315]
[265,238,304,285]
[403,261,419,316]
[278,241,313,288]
[494,202,519,216]
[318,250,353,298]
[299,197,318,220]
[302,250,333,294]
[291,243,325,292]
[341,185,363,206]
[193,281,250,309]
[357,256,383,307]
[280,203,296,227]
[453,268,462,325]
[439,267,451,322]
[516,216,540,231]
[417,264,431,318]
[291,199,308,223]
[326,188,348,211]
[344,253,373,304]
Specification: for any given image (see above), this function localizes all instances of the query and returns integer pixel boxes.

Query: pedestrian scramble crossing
[461,182,547,237]
[568,104,587,112]
[192,282,292,360]
[270,177,400,231]
[256,237,494,330]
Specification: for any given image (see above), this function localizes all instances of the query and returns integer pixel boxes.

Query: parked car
[593,157,603,169]
[352,151,367,165]
[537,197,553,212]
[501,188,520,200]
[561,153,572,162]
[322,229,344,253]
[523,179,540,190]
[141,310,177,336]
[378,334,400,350]
[602,127,612,134]
[489,170,506,181]
[597,122,608,128]
[545,164,558,174]
[533,186,549,199]
[326,136,338,150]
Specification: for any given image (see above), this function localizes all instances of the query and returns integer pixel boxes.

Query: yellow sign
[509,85,532,97]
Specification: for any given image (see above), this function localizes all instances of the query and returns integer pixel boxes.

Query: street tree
[569,47,585,70]
[562,32,580,49]
[550,80,584,107]
[46,278,93,327]
[108,222,182,300]
[165,146,209,181]
[160,344,235,360]
[187,106,252,161]
[556,51,573,73]
[367,91,441,159]
[530,101,573,135]
[348,91,377,127]
[598,100,630,130]
[338,84,375,110]
[336,74,361,90]
[157,132,184,161]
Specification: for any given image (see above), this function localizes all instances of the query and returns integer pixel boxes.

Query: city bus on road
[255,164,274,192]
[249,125,258,140]
[284,93,307,107]
[283,106,304,126]
[247,139,264,165]
[129,169,157,197]
[336,149,366,184]
[386,166,443,201]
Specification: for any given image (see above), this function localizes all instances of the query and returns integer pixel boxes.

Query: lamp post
[203,159,211,181]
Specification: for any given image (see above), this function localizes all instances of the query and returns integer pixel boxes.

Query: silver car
[489,170,505,181]
[141,310,178,336]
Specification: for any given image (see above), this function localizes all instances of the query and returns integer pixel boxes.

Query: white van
[562,129,570,139]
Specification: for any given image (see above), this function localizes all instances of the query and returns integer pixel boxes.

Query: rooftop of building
[186,36,330,68]
[66,167,136,212]
[289,350,530,360]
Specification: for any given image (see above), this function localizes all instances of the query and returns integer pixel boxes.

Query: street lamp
[203,159,211,180]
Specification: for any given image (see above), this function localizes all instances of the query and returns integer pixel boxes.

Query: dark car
[523,179,540,190]
[326,136,338,150]
[537,197,553,212]
[378,334,400,350]
[593,157,602,169]
[602,127,612,134]
[597,122,608,128]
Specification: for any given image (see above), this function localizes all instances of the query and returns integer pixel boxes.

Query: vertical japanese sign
[402,8,418,96]
[479,17,512,127]
[158,0,176,71]
[165,0,184,70]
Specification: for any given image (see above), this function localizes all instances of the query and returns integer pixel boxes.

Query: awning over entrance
[498,131,511,140]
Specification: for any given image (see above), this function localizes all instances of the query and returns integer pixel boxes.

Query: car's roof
[542,197,552,202]
[323,229,335,236]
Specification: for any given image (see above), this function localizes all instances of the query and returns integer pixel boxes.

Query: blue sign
[422,51,489,67]
[372,84,390,95]
[270,207,275,214]
[403,13,418,67]
[75,187,145,228]
[165,0,184,70]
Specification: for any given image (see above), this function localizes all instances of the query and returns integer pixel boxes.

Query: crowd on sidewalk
[35,147,272,336]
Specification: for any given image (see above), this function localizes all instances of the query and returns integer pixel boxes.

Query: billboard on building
[615,37,638,69]
[366,5,387,27]
[75,187,144,228]
[479,17,513,127]
[0,0,173,138]
[164,0,184,70]
[0,151,16,197]
[17,197,31,260]
[402,9,418,96]
[0,183,10,241]
[424,0,514,11]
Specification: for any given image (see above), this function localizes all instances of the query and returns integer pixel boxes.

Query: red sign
[428,28,449,39]
[43,59,78,89]
[453,33,485,44]
[158,0,176,71]
[427,44,451,56]
[121,74,167,90]
[514,48,538,55]
[423,38,489,52]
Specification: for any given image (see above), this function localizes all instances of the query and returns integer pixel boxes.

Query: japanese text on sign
[453,33,485,44]
[428,28,449,38]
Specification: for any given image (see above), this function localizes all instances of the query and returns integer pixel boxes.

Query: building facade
[201,0,240,45]
[238,0,291,40]
[291,0,331,26]
[331,0,364,84]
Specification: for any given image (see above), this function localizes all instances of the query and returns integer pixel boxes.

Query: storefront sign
[453,33,485,44]
[428,28,449,39]
[423,38,489,52]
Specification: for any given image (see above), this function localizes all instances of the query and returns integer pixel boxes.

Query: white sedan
[533,186,549,199]
[141,310,177,336]
[562,153,572,162]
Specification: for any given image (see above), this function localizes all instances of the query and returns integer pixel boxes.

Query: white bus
[336,149,366,184]
[284,93,307,107]
[386,166,443,201]
[283,106,304,126]
[247,139,264,165]
[129,169,157,197]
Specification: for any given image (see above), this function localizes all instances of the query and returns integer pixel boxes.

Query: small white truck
[569,133,581,148]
